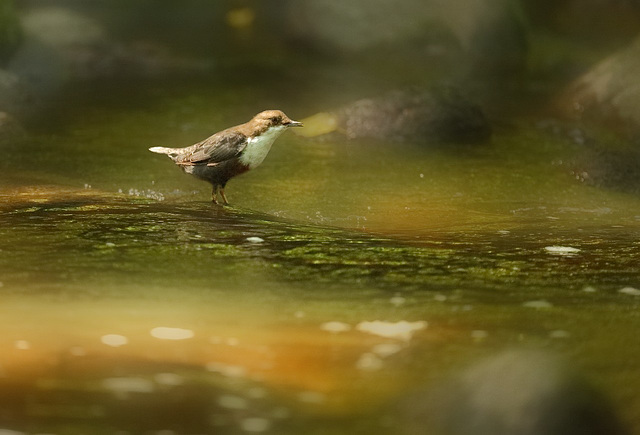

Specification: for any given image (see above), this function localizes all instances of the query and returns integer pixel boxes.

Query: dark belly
[184,159,250,186]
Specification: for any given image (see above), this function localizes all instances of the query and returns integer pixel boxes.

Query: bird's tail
[149,146,178,155]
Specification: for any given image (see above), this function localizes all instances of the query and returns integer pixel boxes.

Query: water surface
[1,80,640,434]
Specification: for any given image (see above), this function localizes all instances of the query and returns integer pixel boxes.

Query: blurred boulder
[0,0,22,66]
[396,350,627,435]
[560,36,640,134]
[299,87,491,144]
[285,0,528,77]
[8,6,213,96]
[8,6,110,94]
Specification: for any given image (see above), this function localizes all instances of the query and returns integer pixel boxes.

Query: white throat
[239,125,286,169]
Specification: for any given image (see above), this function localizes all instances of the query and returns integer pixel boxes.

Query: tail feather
[149,146,178,155]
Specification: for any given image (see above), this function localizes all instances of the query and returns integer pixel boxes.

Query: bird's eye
[270,116,281,123]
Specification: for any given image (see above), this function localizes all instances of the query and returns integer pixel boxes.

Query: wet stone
[335,88,491,144]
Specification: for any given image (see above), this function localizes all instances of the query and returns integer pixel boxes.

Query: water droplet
[549,330,570,339]
[356,353,384,371]
[102,377,155,393]
[320,321,351,333]
[150,327,194,340]
[619,287,640,296]
[241,417,271,433]
[206,362,246,378]
[544,246,580,256]
[471,330,488,341]
[154,373,184,386]
[371,343,402,357]
[356,320,427,341]
[101,334,129,347]
[523,300,553,309]
[389,296,406,306]
[298,391,325,404]
[218,395,248,410]
[15,340,31,350]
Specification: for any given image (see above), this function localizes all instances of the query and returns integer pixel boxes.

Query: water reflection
[1,181,640,432]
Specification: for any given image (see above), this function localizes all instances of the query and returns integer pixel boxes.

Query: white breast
[239,126,286,169]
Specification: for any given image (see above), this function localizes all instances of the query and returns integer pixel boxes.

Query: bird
[149,110,303,204]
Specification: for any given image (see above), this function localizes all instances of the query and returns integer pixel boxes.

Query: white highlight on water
[544,246,581,255]
[150,327,194,340]
[356,320,427,341]
[619,286,640,296]
[320,321,351,333]
[101,334,129,347]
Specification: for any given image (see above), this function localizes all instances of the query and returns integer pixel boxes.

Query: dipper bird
[149,110,302,204]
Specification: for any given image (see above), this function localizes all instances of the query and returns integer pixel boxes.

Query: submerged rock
[299,88,491,144]
[396,350,627,435]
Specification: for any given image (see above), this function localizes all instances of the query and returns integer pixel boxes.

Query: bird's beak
[286,120,303,127]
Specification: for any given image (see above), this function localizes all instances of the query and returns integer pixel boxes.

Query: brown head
[243,110,303,136]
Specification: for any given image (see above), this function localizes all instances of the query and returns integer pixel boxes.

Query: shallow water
[2,79,640,434]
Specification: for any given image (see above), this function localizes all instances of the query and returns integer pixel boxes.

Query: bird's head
[249,110,303,135]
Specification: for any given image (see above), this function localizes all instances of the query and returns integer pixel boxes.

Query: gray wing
[175,130,247,165]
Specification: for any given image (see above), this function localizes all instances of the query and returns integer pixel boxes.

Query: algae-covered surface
[2,80,640,434]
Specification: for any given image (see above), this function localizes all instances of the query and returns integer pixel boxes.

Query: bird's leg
[211,185,219,204]
[219,188,229,205]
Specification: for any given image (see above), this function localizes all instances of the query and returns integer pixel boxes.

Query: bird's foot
[219,189,229,206]
[211,186,229,206]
